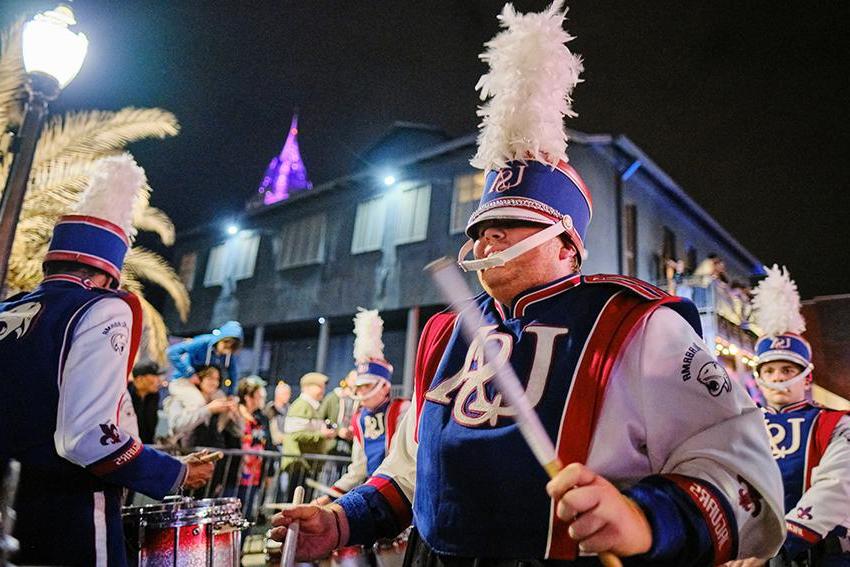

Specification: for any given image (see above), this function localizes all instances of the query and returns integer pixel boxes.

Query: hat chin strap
[457,219,569,272]
[352,379,389,402]
[757,365,813,392]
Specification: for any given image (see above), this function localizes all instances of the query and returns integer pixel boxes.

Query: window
[203,231,260,287]
[178,251,197,291]
[278,213,327,269]
[450,171,485,233]
[686,246,697,275]
[662,226,677,262]
[394,183,431,245]
[623,204,638,277]
[351,197,386,254]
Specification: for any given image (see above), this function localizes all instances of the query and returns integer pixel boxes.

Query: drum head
[122,496,243,528]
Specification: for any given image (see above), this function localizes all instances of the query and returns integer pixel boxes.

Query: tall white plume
[74,153,146,241]
[752,264,806,337]
[471,0,583,171]
[353,307,385,364]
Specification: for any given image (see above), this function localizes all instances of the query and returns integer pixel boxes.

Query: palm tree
[0,21,189,362]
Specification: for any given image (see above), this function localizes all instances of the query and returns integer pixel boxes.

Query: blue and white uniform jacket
[0,275,185,566]
[764,401,850,559]
[331,398,410,495]
[337,274,784,565]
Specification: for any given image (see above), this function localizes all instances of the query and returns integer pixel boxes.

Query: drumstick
[198,451,224,463]
[280,485,304,567]
[426,258,622,567]
[305,477,343,498]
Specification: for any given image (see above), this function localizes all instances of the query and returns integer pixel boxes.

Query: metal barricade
[141,447,351,525]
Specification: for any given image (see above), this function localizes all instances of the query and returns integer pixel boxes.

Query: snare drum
[372,527,411,567]
[123,496,248,566]
[330,545,370,567]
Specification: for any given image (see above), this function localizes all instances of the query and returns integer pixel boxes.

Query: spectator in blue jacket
[167,321,244,391]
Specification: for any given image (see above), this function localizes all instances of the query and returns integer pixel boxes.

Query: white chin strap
[757,365,813,392]
[457,219,570,272]
[352,379,389,402]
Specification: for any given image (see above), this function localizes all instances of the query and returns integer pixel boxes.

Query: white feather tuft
[353,308,385,364]
[752,264,806,337]
[74,153,146,241]
[470,0,583,170]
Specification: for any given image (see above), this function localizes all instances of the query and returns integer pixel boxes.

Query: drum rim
[122,496,244,528]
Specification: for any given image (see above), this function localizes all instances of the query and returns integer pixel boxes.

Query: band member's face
[356,381,389,411]
[758,361,807,407]
[473,220,575,305]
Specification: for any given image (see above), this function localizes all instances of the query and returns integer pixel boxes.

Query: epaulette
[582,274,669,301]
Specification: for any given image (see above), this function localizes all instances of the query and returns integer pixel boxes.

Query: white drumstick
[305,477,343,498]
[280,485,304,567]
[426,258,561,476]
[426,258,622,567]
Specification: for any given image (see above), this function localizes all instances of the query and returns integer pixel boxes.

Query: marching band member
[0,155,213,566]
[752,266,850,565]
[315,310,409,505]
[270,3,784,565]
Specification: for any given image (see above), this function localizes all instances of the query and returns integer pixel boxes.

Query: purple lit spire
[259,114,312,205]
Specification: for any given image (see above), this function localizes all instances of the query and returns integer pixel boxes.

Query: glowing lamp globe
[22,5,89,90]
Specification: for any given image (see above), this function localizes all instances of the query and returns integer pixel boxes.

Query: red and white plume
[752,264,806,337]
[75,153,146,241]
[471,0,583,171]
[353,308,385,364]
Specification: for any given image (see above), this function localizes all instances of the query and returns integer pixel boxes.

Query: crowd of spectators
[125,327,360,515]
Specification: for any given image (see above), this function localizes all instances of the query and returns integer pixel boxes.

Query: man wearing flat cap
[282,373,338,497]
[128,361,166,444]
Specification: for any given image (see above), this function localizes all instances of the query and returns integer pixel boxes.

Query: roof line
[177,128,762,274]
[605,134,763,273]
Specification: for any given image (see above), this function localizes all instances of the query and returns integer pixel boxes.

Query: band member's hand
[311,495,332,506]
[337,427,352,441]
[321,427,337,439]
[546,463,652,557]
[721,559,764,567]
[181,452,215,489]
[269,503,349,560]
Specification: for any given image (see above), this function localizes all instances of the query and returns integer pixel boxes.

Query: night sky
[2,1,848,299]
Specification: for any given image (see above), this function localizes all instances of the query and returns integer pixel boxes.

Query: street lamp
[0,4,88,292]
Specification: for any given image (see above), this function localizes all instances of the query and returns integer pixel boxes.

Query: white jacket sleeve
[790,415,850,537]
[591,306,785,560]
[55,297,137,465]
[332,436,368,493]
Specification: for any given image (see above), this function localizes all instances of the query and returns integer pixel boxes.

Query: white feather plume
[471,0,583,171]
[74,153,146,241]
[752,264,806,337]
[353,307,385,364]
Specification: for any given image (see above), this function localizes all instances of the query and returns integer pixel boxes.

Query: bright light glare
[23,5,88,88]
[383,175,396,186]
[318,317,327,325]
[226,225,239,235]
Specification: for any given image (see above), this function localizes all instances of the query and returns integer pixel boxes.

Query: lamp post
[0,4,88,293]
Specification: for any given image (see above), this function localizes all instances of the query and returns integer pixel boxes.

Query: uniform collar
[41,274,94,289]
[764,400,811,414]
[496,273,581,320]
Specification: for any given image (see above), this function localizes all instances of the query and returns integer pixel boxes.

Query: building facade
[164,124,764,394]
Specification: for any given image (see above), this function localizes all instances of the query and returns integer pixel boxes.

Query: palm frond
[123,247,190,322]
[132,186,175,245]
[33,108,179,166]
[0,20,25,133]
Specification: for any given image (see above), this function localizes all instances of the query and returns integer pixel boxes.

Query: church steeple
[258,114,312,205]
